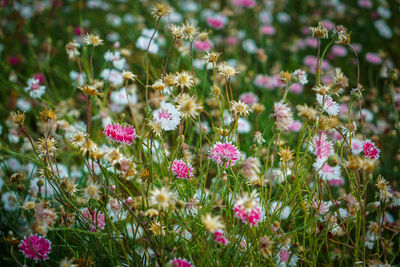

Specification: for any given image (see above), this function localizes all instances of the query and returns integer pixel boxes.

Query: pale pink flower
[312,196,330,214]
[279,249,291,263]
[331,45,348,57]
[365,52,382,64]
[232,0,256,8]
[289,83,304,94]
[261,25,275,36]
[153,101,181,131]
[317,94,340,116]
[104,122,136,145]
[363,139,380,159]
[171,159,193,180]
[193,41,211,52]
[209,142,240,167]
[170,258,194,267]
[351,138,364,155]
[328,177,344,186]
[81,208,106,232]
[25,78,46,98]
[206,16,227,29]
[214,229,230,245]
[313,157,342,181]
[288,120,302,132]
[312,132,333,159]
[273,101,293,131]
[19,235,51,262]
[239,92,259,106]
[358,0,372,8]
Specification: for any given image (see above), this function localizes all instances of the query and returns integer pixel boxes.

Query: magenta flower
[170,258,193,267]
[19,235,51,262]
[171,159,193,180]
[214,230,230,245]
[363,140,380,159]
[365,52,382,65]
[312,132,333,159]
[193,41,211,52]
[104,122,136,145]
[209,142,240,167]
[81,208,106,232]
[234,204,262,227]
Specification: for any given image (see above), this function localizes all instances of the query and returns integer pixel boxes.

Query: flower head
[309,22,329,39]
[174,71,194,90]
[363,139,380,159]
[150,187,173,210]
[151,2,172,18]
[25,78,46,98]
[171,159,193,180]
[153,101,181,131]
[83,33,103,46]
[81,207,105,232]
[201,213,224,233]
[218,62,239,78]
[181,21,198,40]
[209,142,240,167]
[19,235,51,262]
[230,100,250,118]
[273,101,293,131]
[104,123,136,145]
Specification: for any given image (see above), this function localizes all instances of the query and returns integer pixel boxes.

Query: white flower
[69,71,87,85]
[25,78,46,98]
[316,94,339,116]
[292,69,308,85]
[101,68,123,86]
[351,138,364,155]
[313,157,342,181]
[153,101,181,131]
[110,87,138,106]
[16,98,32,111]
[104,50,126,70]
[1,191,19,211]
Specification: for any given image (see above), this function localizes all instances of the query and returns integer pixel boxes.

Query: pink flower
[232,0,255,8]
[289,83,304,94]
[19,235,51,262]
[81,208,106,232]
[328,178,344,186]
[365,52,382,64]
[239,92,259,106]
[312,132,333,159]
[273,101,293,131]
[358,0,372,8]
[261,25,275,36]
[193,41,211,52]
[170,258,193,267]
[312,196,330,214]
[331,45,348,57]
[363,140,380,159]
[279,249,291,263]
[171,159,193,180]
[234,205,262,227]
[33,73,45,84]
[288,120,302,132]
[104,122,136,145]
[206,16,226,29]
[214,230,230,245]
[226,36,239,46]
[209,142,240,167]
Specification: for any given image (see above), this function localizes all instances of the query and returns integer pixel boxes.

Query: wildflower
[147,119,162,137]
[273,101,293,131]
[279,70,292,84]
[363,139,380,159]
[333,25,351,45]
[59,258,77,267]
[203,51,221,63]
[78,83,103,97]
[169,24,183,39]
[105,148,124,165]
[209,142,240,167]
[176,93,202,119]
[174,71,194,90]
[279,147,294,162]
[296,104,317,120]
[230,100,250,118]
[153,101,181,131]
[65,41,80,59]
[83,183,101,201]
[79,137,97,155]
[218,62,239,77]
[312,132,333,159]
[83,33,103,46]
[150,80,166,91]
[64,179,78,196]
[25,78,46,98]
[104,123,136,145]
[317,94,340,116]
[181,21,198,40]
[121,70,136,81]
[252,103,265,114]
[151,2,171,18]
[376,176,388,191]
[150,187,173,210]
[214,230,230,245]
[313,157,342,181]
[36,136,57,157]
[149,221,165,236]
[234,192,263,226]
[171,159,193,180]
[21,201,36,210]
[39,106,57,122]
[19,235,51,262]
[259,236,273,257]
[291,69,308,85]
[241,157,261,185]
[313,85,330,95]
[81,208,105,232]
[309,22,329,39]
[2,191,19,211]
[10,111,26,125]
[201,213,224,233]
[170,258,193,267]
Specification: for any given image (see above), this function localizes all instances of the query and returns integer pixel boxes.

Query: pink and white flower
[209,142,240,167]
[312,132,333,159]
[239,92,259,106]
[214,229,230,245]
[19,235,51,262]
[81,208,106,232]
[313,157,342,181]
[363,139,380,159]
[104,122,136,145]
[317,94,340,116]
[171,159,193,180]
[153,101,181,131]
[273,101,293,131]
[25,78,46,98]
